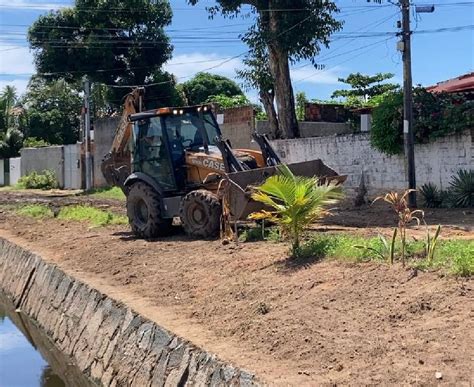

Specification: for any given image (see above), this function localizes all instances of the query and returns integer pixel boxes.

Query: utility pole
[400,0,417,207]
[83,76,92,191]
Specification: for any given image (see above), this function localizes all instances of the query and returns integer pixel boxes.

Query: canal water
[0,295,94,387]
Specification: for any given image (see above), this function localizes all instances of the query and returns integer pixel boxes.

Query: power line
[294,36,396,84]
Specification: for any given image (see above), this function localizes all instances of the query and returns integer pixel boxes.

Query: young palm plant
[249,164,342,257]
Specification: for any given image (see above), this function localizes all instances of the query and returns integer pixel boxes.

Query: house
[426,72,474,94]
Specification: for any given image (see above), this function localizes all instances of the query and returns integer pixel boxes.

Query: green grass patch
[297,234,386,262]
[57,205,128,227]
[87,187,126,201]
[296,233,473,276]
[412,239,474,277]
[16,204,53,218]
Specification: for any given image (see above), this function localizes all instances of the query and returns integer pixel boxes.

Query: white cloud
[291,65,343,85]
[164,52,244,82]
[0,330,29,351]
[0,78,30,95]
[0,44,35,75]
[0,0,70,10]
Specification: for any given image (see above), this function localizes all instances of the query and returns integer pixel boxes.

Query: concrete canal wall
[0,237,258,386]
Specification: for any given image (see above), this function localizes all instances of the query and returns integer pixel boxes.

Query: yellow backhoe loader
[101,89,345,238]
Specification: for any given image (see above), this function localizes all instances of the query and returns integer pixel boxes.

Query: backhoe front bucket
[224,160,347,221]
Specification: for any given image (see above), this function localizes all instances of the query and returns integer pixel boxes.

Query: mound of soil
[0,196,472,385]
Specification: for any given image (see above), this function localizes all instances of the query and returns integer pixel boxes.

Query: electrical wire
[293,36,396,84]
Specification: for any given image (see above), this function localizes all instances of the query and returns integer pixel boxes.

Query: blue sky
[0,0,473,102]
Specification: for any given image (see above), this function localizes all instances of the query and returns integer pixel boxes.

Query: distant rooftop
[426,72,474,93]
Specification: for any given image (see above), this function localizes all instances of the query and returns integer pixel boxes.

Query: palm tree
[0,127,24,158]
[249,164,342,256]
[1,85,18,128]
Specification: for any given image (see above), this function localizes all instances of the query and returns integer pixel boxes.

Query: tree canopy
[188,0,342,138]
[331,72,399,102]
[181,72,244,105]
[28,0,173,90]
[23,78,82,145]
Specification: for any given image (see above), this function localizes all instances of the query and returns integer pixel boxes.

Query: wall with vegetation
[271,129,473,197]
[20,146,64,188]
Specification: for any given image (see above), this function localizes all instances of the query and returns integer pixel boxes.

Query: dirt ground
[0,191,473,385]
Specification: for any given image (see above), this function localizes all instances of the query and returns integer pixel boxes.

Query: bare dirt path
[0,202,472,385]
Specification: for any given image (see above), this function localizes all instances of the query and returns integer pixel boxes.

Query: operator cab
[129,105,222,192]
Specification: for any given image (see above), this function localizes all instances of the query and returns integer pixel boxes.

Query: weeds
[16,204,53,218]
[57,205,128,227]
[354,228,398,264]
[412,239,473,277]
[424,224,441,263]
[87,187,126,201]
[298,233,473,276]
[239,224,281,243]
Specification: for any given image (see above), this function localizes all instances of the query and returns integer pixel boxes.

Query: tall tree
[189,0,342,138]
[181,72,244,105]
[23,78,82,145]
[28,0,173,94]
[331,72,399,102]
[1,85,18,130]
[237,46,281,138]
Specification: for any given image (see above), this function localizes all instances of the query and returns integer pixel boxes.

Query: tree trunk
[267,4,300,139]
[268,45,299,139]
[259,89,281,139]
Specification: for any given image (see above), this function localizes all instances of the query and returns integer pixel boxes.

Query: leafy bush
[207,94,250,109]
[17,170,58,190]
[371,88,474,155]
[23,137,50,148]
[370,91,403,155]
[420,183,443,208]
[449,169,474,208]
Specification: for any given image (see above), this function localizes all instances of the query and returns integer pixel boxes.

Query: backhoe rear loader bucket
[224,160,347,221]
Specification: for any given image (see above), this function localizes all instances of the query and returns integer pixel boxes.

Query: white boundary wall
[0,159,4,186]
[271,130,473,197]
[9,157,21,186]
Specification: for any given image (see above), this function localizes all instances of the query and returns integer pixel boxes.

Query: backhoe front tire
[180,190,222,238]
[126,182,172,238]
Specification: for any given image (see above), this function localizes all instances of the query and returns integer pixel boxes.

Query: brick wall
[218,106,256,149]
[271,130,473,197]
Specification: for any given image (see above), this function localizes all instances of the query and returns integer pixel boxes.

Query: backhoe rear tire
[126,182,172,238]
[180,190,222,238]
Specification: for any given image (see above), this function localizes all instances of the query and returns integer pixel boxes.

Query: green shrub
[23,137,50,148]
[420,183,443,208]
[370,91,403,155]
[449,169,474,208]
[17,170,58,190]
[371,88,473,155]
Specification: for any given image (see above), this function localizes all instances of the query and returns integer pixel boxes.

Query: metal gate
[63,144,82,189]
